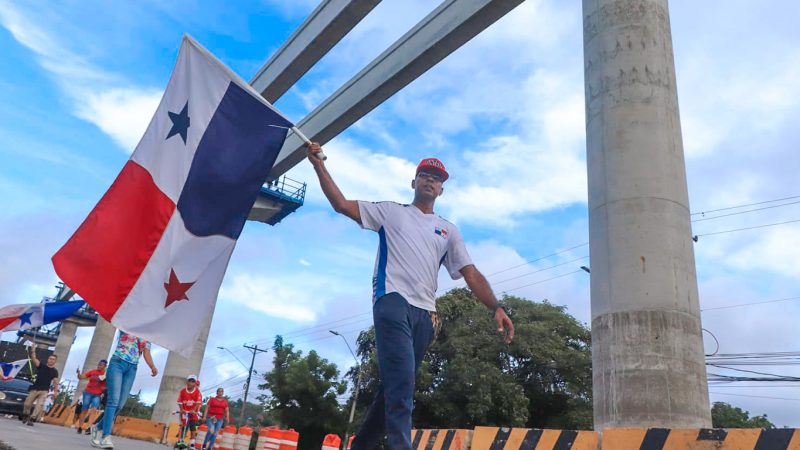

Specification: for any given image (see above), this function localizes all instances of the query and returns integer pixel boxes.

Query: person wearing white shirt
[306,143,514,450]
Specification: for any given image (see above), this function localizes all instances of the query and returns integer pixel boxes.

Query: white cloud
[299,258,311,267]
[726,225,800,278]
[0,1,159,153]
[220,272,319,322]
[76,88,163,151]
[292,138,417,204]
[678,53,800,159]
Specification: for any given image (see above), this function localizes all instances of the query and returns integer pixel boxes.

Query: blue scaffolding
[251,175,306,225]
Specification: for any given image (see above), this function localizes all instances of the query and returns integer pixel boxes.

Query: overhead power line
[691,200,800,223]
[709,392,800,402]
[702,296,800,312]
[691,195,800,216]
[694,219,800,238]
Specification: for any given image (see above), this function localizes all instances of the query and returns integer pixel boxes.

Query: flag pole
[268,125,327,161]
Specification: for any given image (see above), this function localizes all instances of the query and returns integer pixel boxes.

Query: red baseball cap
[416,158,449,182]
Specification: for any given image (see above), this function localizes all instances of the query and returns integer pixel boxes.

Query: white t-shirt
[358,201,473,311]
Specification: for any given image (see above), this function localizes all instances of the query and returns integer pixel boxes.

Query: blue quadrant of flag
[177,82,292,239]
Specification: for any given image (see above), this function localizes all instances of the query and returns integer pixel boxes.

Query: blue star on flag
[166,101,191,144]
[18,311,33,326]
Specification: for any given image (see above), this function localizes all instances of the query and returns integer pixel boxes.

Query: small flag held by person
[0,359,28,381]
[52,35,294,356]
[0,301,84,332]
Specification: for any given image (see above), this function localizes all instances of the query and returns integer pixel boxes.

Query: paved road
[0,417,166,450]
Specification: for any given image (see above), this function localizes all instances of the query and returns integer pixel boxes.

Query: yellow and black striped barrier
[410,429,473,450]
[470,426,598,450]
[602,428,800,450]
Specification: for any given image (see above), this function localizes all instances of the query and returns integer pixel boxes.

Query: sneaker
[90,425,99,441]
[85,428,92,435]
[90,434,102,448]
[99,436,114,449]
[26,420,34,426]
[77,427,83,434]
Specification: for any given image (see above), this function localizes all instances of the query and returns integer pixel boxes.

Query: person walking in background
[88,391,107,443]
[71,399,83,430]
[177,375,202,449]
[91,331,158,449]
[22,343,59,426]
[76,359,107,434]
[201,387,230,450]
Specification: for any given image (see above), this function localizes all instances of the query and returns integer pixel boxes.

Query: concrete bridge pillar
[52,319,78,377]
[150,314,213,423]
[583,0,711,428]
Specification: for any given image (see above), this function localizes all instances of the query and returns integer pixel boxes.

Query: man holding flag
[21,344,59,426]
[306,144,514,449]
[52,35,295,356]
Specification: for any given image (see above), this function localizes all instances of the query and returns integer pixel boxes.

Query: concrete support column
[53,319,78,377]
[150,314,213,423]
[582,0,711,428]
[75,317,116,398]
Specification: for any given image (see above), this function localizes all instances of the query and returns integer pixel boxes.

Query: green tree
[226,398,278,427]
[346,289,592,430]
[711,402,775,428]
[121,390,154,419]
[259,336,347,450]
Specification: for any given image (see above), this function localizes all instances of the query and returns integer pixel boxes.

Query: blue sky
[1,0,799,426]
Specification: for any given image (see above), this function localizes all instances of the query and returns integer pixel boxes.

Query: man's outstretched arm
[461,264,515,344]
[306,142,361,224]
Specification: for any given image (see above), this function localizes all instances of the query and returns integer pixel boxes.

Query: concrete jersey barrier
[411,429,473,450]
[471,426,598,450]
[601,428,800,450]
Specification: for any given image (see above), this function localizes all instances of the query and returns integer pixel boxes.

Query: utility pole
[239,344,268,427]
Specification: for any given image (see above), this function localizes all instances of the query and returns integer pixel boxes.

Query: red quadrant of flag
[53,160,175,319]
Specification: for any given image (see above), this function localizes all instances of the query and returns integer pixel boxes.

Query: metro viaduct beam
[251,0,381,103]
[263,0,526,181]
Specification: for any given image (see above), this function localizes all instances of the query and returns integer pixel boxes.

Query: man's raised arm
[306,142,361,224]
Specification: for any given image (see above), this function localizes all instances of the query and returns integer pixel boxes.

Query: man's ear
[439,186,444,197]
[411,179,416,189]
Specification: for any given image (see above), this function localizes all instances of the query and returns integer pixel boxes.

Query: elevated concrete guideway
[250,0,381,103]
[262,0,526,181]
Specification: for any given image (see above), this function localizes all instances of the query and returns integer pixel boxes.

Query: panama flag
[0,301,84,332]
[52,36,293,356]
[1,359,29,381]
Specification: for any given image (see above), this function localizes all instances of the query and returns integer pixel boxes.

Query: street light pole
[239,344,268,427]
[330,330,361,449]
[216,346,250,370]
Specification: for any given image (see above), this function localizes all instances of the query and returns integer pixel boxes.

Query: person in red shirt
[177,375,202,447]
[201,387,230,450]
[76,359,107,434]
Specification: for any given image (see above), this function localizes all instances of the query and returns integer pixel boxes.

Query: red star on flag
[164,269,194,308]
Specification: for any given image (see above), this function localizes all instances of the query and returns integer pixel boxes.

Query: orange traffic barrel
[234,426,253,450]
[195,424,208,449]
[321,434,341,450]
[218,425,237,450]
[279,429,299,450]
[347,435,355,450]
[261,428,283,450]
